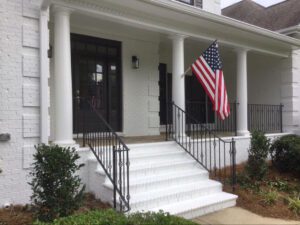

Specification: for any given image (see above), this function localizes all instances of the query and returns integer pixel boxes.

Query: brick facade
[0,0,41,206]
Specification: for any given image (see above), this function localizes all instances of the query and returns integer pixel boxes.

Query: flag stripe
[191,64,215,102]
[200,56,215,80]
[194,59,215,92]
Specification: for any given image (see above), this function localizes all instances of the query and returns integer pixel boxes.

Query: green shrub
[267,178,290,192]
[260,190,279,205]
[127,210,197,225]
[33,209,198,225]
[29,144,85,222]
[245,131,270,181]
[270,135,300,175]
[287,194,300,215]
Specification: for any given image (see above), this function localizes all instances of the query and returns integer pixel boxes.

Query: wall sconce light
[48,45,53,58]
[132,56,139,69]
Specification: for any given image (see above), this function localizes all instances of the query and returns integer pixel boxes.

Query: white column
[170,35,186,136]
[171,35,185,109]
[236,48,250,136]
[53,6,75,145]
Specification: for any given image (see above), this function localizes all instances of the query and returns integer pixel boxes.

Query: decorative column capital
[168,34,188,41]
[234,47,250,55]
[51,5,73,16]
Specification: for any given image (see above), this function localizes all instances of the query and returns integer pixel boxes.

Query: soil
[224,164,300,221]
[0,193,110,225]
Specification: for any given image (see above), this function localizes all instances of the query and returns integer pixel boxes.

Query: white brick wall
[281,49,300,133]
[0,0,42,206]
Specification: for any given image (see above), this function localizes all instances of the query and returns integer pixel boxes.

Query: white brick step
[130,180,222,211]
[149,192,237,219]
[128,142,179,154]
[130,159,199,176]
[130,149,186,161]
[102,167,208,191]
[130,169,209,193]
[130,153,191,167]
[101,161,202,186]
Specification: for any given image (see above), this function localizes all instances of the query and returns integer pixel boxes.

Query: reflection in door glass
[96,73,103,82]
[110,65,116,71]
[96,64,103,73]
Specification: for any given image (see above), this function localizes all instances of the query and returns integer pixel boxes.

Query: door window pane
[108,47,117,56]
[96,64,103,73]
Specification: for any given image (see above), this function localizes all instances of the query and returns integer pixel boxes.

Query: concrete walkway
[194,207,300,225]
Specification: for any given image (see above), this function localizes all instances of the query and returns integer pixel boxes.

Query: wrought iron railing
[186,101,237,135]
[75,97,130,212]
[186,101,283,135]
[248,104,283,133]
[166,102,237,190]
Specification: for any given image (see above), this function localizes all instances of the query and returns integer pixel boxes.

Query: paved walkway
[194,207,300,225]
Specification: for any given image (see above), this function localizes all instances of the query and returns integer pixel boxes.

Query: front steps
[86,141,237,219]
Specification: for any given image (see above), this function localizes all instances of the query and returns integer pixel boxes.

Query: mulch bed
[0,193,110,225]
[224,164,300,221]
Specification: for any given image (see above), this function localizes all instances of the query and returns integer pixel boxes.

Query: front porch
[45,2,295,146]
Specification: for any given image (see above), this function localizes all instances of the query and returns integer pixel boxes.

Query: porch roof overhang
[42,0,300,57]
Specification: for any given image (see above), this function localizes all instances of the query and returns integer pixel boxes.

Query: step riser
[130,174,209,193]
[130,152,188,164]
[130,163,197,177]
[95,153,186,166]
[130,186,222,211]
[102,171,208,191]
[178,199,236,219]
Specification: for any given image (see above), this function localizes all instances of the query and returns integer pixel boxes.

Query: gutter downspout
[40,0,51,144]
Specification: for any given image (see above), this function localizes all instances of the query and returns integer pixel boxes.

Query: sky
[221,0,286,8]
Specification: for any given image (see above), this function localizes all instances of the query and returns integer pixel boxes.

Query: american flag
[191,41,230,120]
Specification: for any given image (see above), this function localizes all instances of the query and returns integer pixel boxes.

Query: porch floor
[75,133,166,147]
[75,132,235,147]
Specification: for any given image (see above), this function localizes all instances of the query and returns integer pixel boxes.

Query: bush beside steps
[34,209,198,225]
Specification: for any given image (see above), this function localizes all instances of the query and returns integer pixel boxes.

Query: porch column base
[53,140,76,146]
[237,130,250,136]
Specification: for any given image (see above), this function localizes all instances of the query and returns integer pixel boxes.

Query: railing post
[113,146,117,209]
[234,102,238,136]
[83,100,86,147]
[280,104,283,133]
[165,101,169,141]
[231,138,237,192]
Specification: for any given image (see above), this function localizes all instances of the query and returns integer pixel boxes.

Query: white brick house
[0,0,300,217]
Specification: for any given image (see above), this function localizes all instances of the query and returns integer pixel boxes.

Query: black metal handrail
[75,97,130,212]
[166,102,237,190]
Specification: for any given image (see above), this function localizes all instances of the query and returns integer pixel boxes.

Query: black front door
[71,34,122,133]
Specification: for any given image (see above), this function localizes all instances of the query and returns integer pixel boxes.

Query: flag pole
[181,66,191,78]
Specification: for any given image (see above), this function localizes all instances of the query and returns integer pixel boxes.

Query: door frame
[71,33,123,133]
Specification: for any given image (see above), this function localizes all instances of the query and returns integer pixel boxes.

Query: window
[176,0,194,5]
[175,0,203,8]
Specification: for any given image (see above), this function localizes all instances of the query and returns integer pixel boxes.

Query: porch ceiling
[47,0,300,57]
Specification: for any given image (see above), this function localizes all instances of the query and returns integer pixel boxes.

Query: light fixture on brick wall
[0,133,10,142]
[132,56,139,69]
[48,45,53,58]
